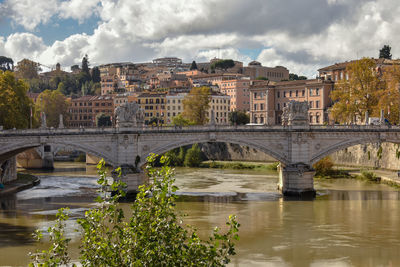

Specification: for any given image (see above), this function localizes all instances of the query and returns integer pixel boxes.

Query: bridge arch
[310,137,397,165]
[140,137,289,166]
[1,140,117,166]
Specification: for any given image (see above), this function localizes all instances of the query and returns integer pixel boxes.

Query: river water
[1,162,400,266]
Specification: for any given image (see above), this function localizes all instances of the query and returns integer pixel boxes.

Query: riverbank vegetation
[313,157,351,179]
[30,155,239,266]
[200,161,279,171]
[164,144,278,171]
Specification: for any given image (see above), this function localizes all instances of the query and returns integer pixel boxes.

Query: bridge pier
[0,156,17,184]
[112,164,148,199]
[278,163,316,198]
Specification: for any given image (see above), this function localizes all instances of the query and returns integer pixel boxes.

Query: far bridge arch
[310,137,400,165]
[0,140,117,166]
[139,136,289,167]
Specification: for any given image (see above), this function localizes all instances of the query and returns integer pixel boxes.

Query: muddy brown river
[0,162,399,266]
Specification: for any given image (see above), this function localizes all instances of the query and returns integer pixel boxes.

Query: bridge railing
[1,124,400,135]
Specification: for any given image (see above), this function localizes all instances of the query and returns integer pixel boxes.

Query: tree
[190,60,198,70]
[35,90,69,128]
[379,45,392,59]
[96,113,112,127]
[171,113,193,126]
[30,155,239,266]
[228,111,250,125]
[182,86,211,125]
[0,56,14,71]
[184,144,203,167]
[289,73,307,80]
[14,58,41,80]
[331,58,382,123]
[0,71,33,129]
[82,54,90,75]
[210,59,235,71]
[256,76,268,80]
[376,64,400,124]
[91,66,101,83]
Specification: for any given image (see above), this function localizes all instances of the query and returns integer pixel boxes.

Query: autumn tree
[14,58,41,80]
[377,64,400,124]
[379,45,392,59]
[182,86,211,125]
[0,71,33,129]
[96,113,112,127]
[35,90,69,128]
[331,58,383,123]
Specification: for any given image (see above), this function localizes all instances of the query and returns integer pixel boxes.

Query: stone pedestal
[278,163,316,198]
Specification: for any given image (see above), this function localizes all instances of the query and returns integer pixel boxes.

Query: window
[296,90,298,97]
[283,102,286,108]
[277,103,280,110]
[309,89,313,96]
[277,91,280,98]
[309,101,313,108]
[302,90,305,97]
[254,104,257,111]
[316,100,320,108]
[316,88,320,96]
[289,91,292,97]
[283,91,286,97]
[254,92,257,98]
[260,103,264,110]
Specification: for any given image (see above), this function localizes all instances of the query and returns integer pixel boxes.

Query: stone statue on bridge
[282,101,309,126]
[115,102,145,128]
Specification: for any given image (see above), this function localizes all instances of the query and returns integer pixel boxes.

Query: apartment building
[219,77,251,111]
[68,95,114,127]
[165,92,230,125]
[165,93,185,124]
[137,92,167,124]
[249,79,334,125]
[243,61,289,81]
[68,96,94,127]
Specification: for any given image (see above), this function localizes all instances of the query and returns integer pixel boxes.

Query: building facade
[68,95,114,127]
[219,77,251,111]
[243,61,289,81]
[249,79,334,125]
[137,92,167,124]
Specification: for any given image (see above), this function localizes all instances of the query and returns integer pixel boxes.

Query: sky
[0,0,398,77]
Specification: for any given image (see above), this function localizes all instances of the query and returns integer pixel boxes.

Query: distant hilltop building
[39,63,74,82]
[152,57,183,68]
[243,61,289,81]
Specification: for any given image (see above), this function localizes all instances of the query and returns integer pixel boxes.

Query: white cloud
[6,0,59,31]
[1,0,100,31]
[58,0,101,22]
[3,33,46,60]
[2,0,400,77]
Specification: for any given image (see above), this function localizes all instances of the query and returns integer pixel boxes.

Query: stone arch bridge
[1,125,399,196]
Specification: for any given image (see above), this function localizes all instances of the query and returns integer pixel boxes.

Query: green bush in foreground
[29,154,239,266]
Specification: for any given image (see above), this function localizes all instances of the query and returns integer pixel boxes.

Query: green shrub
[313,157,334,177]
[74,153,86,162]
[359,170,380,182]
[184,144,202,167]
[30,155,239,266]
